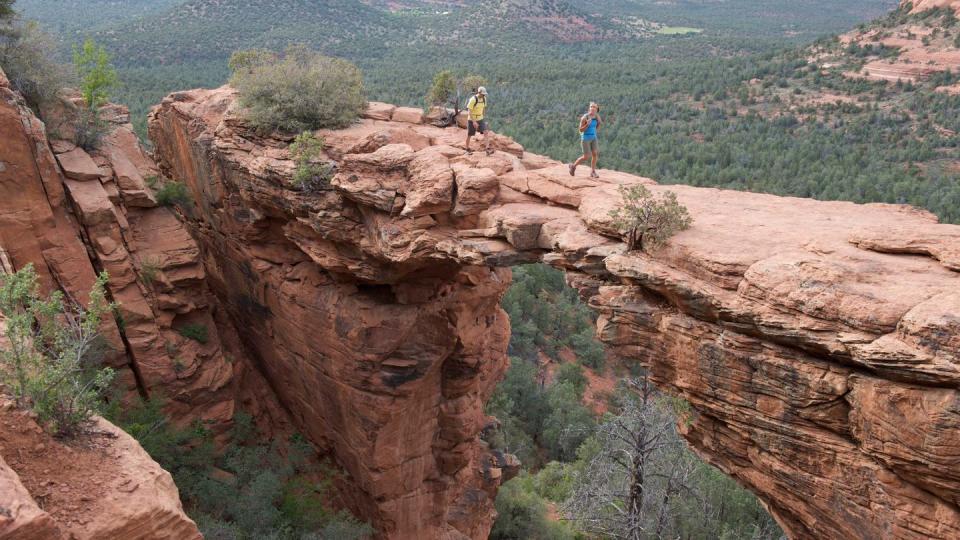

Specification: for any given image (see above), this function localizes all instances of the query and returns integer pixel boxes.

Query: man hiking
[569,102,602,178]
[465,86,493,155]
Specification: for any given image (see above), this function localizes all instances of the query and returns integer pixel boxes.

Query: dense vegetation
[108,400,373,539]
[502,264,604,368]
[489,265,781,539]
[0,3,72,108]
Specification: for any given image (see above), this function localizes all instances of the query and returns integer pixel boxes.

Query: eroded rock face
[836,2,960,86]
[0,72,254,434]
[149,87,515,539]
[150,87,960,540]
[0,70,288,532]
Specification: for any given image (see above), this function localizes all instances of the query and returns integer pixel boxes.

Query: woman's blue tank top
[582,117,598,141]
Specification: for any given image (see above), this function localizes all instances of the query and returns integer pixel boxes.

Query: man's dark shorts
[468,119,488,136]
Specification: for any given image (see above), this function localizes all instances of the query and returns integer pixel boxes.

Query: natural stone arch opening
[149,90,960,540]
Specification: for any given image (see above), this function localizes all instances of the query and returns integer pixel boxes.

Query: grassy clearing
[657,26,704,35]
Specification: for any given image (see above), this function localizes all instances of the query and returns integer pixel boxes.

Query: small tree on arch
[609,184,692,252]
[425,70,486,126]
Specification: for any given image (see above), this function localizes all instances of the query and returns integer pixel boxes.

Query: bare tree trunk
[627,437,646,540]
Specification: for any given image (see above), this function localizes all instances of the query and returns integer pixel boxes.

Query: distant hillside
[572,0,898,36]
[908,0,960,13]
[15,0,182,34]
[21,0,899,66]
[88,0,397,67]
[739,2,960,219]
[29,0,649,69]
[823,0,960,87]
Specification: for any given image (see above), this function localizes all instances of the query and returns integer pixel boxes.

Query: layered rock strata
[1,67,303,532]
[907,0,960,14]
[149,91,518,539]
[836,1,960,85]
[0,67,249,433]
[150,87,960,540]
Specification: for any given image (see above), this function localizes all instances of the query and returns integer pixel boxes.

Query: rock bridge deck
[150,89,960,539]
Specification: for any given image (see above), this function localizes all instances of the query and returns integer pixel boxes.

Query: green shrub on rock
[155,181,191,207]
[289,131,334,192]
[73,38,117,109]
[0,18,73,109]
[0,264,115,437]
[70,38,117,150]
[609,184,693,252]
[229,44,366,134]
[178,323,209,344]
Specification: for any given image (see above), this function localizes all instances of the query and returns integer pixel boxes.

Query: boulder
[0,454,61,540]
[0,401,202,540]
[391,106,424,124]
[108,148,157,208]
[63,179,116,226]
[55,147,102,181]
[452,165,499,217]
[402,152,455,217]
[363,101,396,121]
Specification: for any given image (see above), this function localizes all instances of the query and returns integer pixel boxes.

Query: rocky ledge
[149,88,960,539]
[0,397,200,540]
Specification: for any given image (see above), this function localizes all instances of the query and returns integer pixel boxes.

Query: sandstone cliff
[0,66,249,430]
[149,88,960,540]
[149,93,519,539]
[0,67,298,537]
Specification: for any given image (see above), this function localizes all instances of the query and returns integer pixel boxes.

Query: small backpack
[466,94,485,111]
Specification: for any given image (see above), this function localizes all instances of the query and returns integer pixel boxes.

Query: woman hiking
[569,102,602,178]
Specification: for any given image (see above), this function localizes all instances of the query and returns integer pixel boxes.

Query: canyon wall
[148,91,518,539]
[150,88,960,540]
[0,68,293,537]
[0,67,250,430]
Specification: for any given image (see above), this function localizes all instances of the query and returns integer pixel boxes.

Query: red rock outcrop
[0,67,254,435]
[0,67,291,535]
[149,88,518,539]
[906,0,960,14]
[0,398,201,540]
[834,2,960,84]
[149,87,960,540]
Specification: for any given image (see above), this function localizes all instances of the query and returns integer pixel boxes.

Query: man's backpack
[467,94,485,110]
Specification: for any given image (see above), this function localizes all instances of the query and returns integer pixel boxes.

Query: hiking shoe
[568,163,576,176]
[485,148,495,156]
[465,149,473,155]
[590,171,599,179]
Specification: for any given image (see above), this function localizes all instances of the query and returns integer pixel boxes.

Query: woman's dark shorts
[468,119,488,136]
